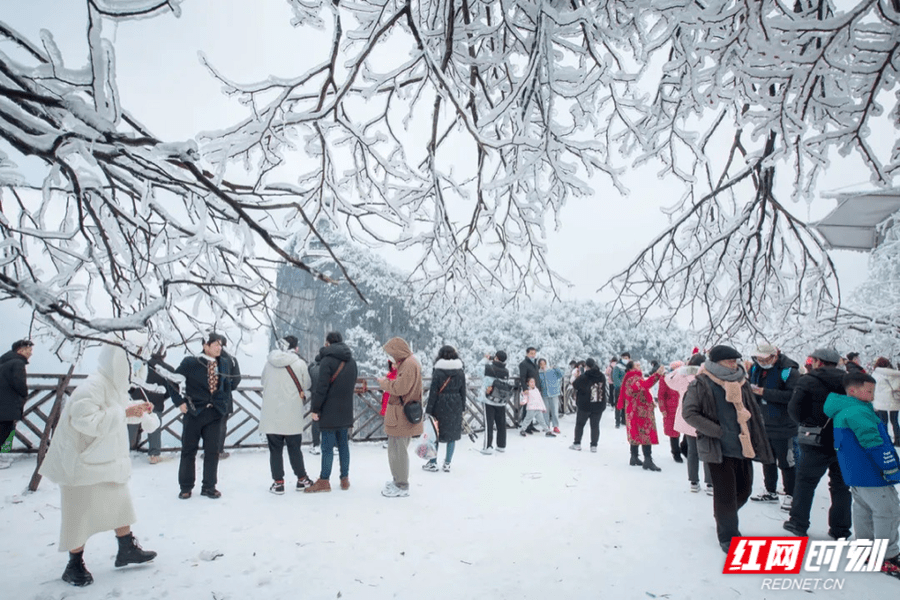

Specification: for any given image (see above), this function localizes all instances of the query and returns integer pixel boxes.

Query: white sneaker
[382,441,389,448]
[479,447,494,455]
[309,446,321,455]
[781,495,793,512]
[706,484,714,496]
[690,482,701,493]
[590,446,597,453]
[382,482,409,498]
[569,444,581,451]
[442,462,451,472]
[496,447,505,453]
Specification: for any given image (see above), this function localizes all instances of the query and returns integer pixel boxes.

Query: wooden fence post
[28,365,75,492]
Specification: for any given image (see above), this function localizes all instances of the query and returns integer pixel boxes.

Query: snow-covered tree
[2,0,899,354]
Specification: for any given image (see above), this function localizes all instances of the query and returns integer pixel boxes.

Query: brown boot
[340,477,350,491]
[304,479,331,493]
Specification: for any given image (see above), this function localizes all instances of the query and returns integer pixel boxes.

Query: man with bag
[305,331,358,493]
[377,337,423,498]
[480,351,510,454]
[783,348,852,539]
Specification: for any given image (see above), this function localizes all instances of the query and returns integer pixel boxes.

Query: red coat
[380,367,398,416]
[617,370,661,445]
[656,376,680,438]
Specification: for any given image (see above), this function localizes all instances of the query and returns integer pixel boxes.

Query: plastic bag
[415,415,440,460]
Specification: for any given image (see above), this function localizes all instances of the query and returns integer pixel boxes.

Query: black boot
[670,437,683,463]
[629,445,643,466]
[62,550,93,587]
[115,533,157,567]
[642,445,661,471]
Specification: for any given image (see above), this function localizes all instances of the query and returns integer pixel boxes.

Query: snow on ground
[2,413,896,600]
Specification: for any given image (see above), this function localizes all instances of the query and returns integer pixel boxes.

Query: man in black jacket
[783,348,851,539]
[169,333,234,499]
[305,331,358,493]
[518,347,540,430]
[747,343,801,510]
[0,339,33,464]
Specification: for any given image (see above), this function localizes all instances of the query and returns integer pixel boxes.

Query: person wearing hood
[669,353,711,492]
[617,359,666,470]
[39,338,159,587]
[657,361,684,464]
[824,371,900,578]
[260,335,314,494]
[570,358,607,452]
[872,357,900,447]
[168,333,232,500]
[747,343,801,511]
[305,331,358,493]
[0,339,33,466]
[423,345,466,473]
[682,345,774,553]
[480,351,510,454]
[783,348,852,539]
[377,337,423,498]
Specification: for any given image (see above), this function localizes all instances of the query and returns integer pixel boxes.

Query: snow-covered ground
[2,413,896,599]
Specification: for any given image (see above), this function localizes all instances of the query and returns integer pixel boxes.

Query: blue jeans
[429,440,456,465]
[320,428,350,480]
[147,409,163,456]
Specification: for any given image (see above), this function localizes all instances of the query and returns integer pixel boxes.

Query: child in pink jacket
[520,377,555,437]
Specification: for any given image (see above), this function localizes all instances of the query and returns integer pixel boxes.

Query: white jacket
[259,349,310,435]
[40,342,158,487]
[873,367,900,412]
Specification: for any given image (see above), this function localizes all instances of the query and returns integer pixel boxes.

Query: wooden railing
[8,374,577,454]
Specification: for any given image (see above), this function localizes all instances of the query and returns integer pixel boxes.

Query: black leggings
[574,405,603,447]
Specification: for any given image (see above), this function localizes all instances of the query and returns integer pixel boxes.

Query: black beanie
[708,345,742,363]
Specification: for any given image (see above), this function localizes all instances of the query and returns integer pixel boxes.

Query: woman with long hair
[617,360,666,471]
[423,345,467,472]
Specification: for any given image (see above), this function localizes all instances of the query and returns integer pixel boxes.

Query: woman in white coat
[260,335,313,493]
[872,357,900,446]
[40,339,159,587]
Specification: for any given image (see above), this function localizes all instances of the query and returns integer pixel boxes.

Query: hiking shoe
[304,479,331,493]
[296,476,313,491]
[442,462,451,473]
[782,520,807,537]
[781,495,793,512]
[309,446,321,455]
[672,454,684,463]
[569,444,582,451]
[422,461,439,472]
[62,552,93,587]
[178,490,192,500]
[148,456,162,464]
[590,446,597,453]
[520,430,527,437]
[690,482,701,493]
[381,482,409,498]
[340,477,350,490]
[553,427,561,434]
[751,491,779,503]
[114,533,156,567]
[270,480,285,495]
[545,431,556,437]
[200,488,222,499]
[706,484,714,496]
[480,447,494,455]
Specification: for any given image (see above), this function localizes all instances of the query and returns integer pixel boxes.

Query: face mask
[759,363,774,370]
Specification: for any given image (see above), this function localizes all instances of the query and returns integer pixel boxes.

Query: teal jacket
[824,392,900,487]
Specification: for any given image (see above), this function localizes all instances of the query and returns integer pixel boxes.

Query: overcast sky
[1,0,880,372]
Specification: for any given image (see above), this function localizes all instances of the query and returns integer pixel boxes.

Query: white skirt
[59,482,137,551]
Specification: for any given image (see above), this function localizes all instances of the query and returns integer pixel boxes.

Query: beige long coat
[381,338,424,437]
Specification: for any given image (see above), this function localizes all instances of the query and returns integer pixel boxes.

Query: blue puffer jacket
[824,392,900,488]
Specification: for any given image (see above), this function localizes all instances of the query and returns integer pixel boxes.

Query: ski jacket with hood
[748,353,801,440]
[40,340,159,487]
[260,347,311,435]
[825,392,900,487]
[426,358,466,442]
[310,342,358,431]
[572,368,607,412]
[788,367,845,428]
[873,366,900,412]
[381,338,423,437]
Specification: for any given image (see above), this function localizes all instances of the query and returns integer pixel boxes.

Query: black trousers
[574,405,603,447]
[0,421,16,451]
[311,420,321,447]
[217,413,229,454]
[267,434,308,481]
[707,456,754,544]
[762,437,796,495]
[179,408,223,492]
[484,404,506,450]
[788,444,852,536]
